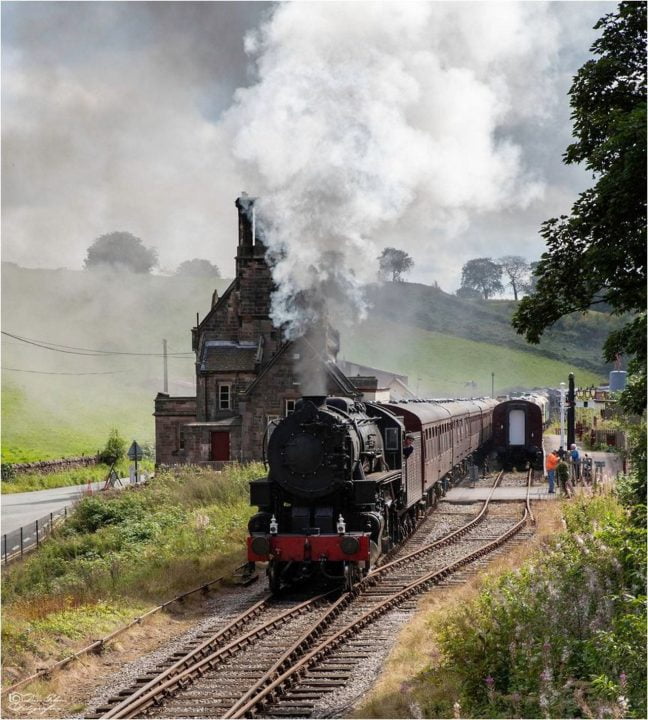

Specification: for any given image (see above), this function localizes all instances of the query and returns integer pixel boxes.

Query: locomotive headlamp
[269,515,278,535]
[340,536,360,555]
[336,514,346,534]
[251,536,271,556]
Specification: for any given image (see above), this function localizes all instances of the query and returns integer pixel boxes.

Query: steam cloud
[223,2,558,338]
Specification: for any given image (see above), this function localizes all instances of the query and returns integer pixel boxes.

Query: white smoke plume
[223,2,558,338]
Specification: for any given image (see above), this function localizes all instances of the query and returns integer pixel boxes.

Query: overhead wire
[1,330,194,357]
[2,367,126,376]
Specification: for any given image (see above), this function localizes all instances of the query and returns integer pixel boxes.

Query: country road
[2,481,115,535]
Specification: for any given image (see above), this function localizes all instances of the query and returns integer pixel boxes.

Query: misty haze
[1,4,644,719]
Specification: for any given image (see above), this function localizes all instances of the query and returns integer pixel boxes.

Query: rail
[224,473,531,718]
[1,572,233,698]
[98,471,509,719]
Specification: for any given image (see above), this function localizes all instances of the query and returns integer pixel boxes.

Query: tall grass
[1,463,263,673]
[374,488,646,719]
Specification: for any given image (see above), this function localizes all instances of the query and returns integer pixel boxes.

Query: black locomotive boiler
[247,395,497,592]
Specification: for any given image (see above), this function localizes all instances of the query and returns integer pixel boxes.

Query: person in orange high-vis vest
[546,450,559,494]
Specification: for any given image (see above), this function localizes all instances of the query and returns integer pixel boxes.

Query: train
[246,394,498,592]
[491,394,548,471]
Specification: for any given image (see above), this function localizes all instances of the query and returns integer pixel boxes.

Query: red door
[211,432,230,461]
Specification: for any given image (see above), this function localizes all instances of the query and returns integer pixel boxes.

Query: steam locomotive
[247,394,497,592]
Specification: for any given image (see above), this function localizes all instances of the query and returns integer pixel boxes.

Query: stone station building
[154,196,382,467]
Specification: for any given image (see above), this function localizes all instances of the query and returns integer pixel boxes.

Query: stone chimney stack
[234,194,274,345]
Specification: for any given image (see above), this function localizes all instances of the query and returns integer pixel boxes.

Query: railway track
[91,470,533,719]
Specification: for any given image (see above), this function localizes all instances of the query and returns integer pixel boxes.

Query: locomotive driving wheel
[343,562,361,592]
[268,561,283,595]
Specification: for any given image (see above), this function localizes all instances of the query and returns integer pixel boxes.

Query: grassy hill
[340,317,604,397]
[1,264,611,462]
[365,282,621,375]
[1,263,230,462]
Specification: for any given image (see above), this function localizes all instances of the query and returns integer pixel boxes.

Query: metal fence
[2,507,68,565]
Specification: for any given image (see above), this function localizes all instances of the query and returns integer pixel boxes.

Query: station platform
[444,436,623,504]
[444,483,558,504]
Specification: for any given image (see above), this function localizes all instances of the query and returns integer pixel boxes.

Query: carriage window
[385,427,399,451]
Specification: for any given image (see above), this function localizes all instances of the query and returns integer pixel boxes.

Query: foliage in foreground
[512,1,646,416]
[2,464,261,669]
[415,490,646,719]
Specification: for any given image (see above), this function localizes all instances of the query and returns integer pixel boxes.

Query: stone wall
[154,394,197,466]
[8,456,99,475]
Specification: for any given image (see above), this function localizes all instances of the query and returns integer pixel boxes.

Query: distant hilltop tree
[378,247,414,282]
[521,261,540,295]
[498,255,531,301]
[175,259,221,277]
[455,286,482,300]
[460,258,504,300]
[84,232,158,273]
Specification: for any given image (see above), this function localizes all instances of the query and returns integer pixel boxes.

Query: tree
[460,258,504,300]
[498,255,530,301]
[176,259,221,277]
[378,247,414,282]
[98,428,126,465]
[455,286,482,300]
[512,2,646,415]
[520,261,540,295]
[84,232,158,273]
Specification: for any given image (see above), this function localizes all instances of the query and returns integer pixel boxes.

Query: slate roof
[348,376,379,391]
[337,359,408,387]
[183,417,242,427]
[200,341,258,372]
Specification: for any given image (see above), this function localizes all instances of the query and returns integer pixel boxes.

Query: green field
[2,263,610,462]
[341,317,605,397]
[1,264,230,462]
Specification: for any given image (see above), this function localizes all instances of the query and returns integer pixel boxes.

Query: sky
[1,1,615,295]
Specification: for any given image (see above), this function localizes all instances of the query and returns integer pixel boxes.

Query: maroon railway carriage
[491,398,544,471]
[382,398,498,497]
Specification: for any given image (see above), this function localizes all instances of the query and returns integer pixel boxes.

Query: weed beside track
[1,464,263,686]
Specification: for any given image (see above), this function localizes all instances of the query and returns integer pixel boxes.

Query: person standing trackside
[546,450,560,494]
[570,443,581,483]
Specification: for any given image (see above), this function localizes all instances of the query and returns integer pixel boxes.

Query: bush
[2,463,263,610]
[429,492,647,718]
[1,462,16,482]
[65,492,150,534]
[98,428,126,465]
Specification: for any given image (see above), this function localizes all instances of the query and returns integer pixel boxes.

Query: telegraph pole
[567,372,575,448]
[163,339,168,393]
[491,372,495,398]
[559,381,566,450]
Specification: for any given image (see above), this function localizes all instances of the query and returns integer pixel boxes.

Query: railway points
[86,471,534,719]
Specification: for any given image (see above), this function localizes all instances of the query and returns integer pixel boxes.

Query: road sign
[127,441,144,461]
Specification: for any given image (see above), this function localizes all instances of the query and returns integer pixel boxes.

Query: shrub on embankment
[395,487,646,719]
[1,463,262,674]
